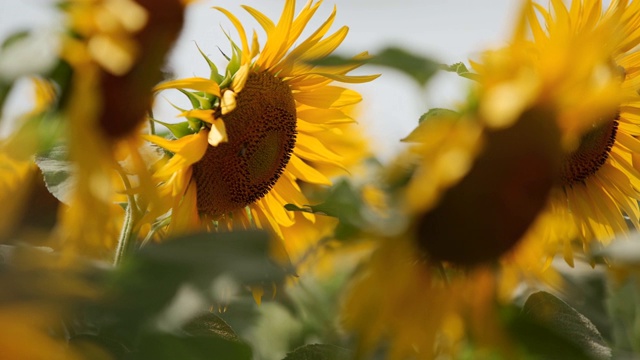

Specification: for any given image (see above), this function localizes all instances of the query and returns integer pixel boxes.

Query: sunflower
[146,0,377,262]
[48,0,186,260]
[474,0,640,266]
[342,1,633,357]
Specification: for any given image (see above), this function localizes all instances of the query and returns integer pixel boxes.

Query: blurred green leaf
[132,332,252,360]
[183,312,241,343]
[606,276,640,355]
[418,108,459,123]
[515,291,612,360]
[557,268,611,343]
[1,30,30,50]
[286,180,365,240]
[0,81,13,120]
[35,145,74,204]
[440,62,477,80]
[136,230,288,283]
[48,60,73,109]
[69,334,128,360]
[308,46,440,86]
[370,47,439,86]
[283,344,351,360]
[88,231,286,350]
[400,108,461,143]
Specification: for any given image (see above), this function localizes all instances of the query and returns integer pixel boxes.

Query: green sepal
[195,42,224,84]
[151,119,195,138]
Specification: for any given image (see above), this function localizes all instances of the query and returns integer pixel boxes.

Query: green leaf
[48,60,73,109]
[307,46,440,86]
[401,108,461,142]
[136,230,289,284]
[35,145,74,204]
[369,47,439,86]
[89,230,287,349]
[418,108,460,124]
[287,180,365,240]
[134,332,252,360]
[605,275,640,355]
[0,81,14,121]
[283,344,351,360]
[1,30,30,50]
[182,312,241,343]
[440,62,478,80]
[516,291,612,360]
[68,334,128,360]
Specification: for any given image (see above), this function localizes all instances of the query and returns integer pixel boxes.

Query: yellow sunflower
[51,0,186,260]
[343,1,632,357]
[474,0,640,266]
[147,0,377,262]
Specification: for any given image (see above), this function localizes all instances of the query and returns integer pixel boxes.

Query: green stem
[114,203,134,266]
[113,168,141,266]
[148,109,156,135]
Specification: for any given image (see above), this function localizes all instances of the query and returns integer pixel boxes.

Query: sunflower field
[2,0,640,359]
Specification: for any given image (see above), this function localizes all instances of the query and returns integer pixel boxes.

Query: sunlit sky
[0,0,520,160]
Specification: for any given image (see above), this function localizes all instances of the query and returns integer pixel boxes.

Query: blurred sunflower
[51,0,186,260]
[147,0,377,262]
[473,0,640,265]
[343,0,634,357]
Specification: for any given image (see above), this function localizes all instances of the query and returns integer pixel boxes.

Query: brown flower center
[192,71,297,217]
[560,116,618,186]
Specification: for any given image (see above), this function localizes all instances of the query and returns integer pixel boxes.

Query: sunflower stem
[148,109,156,135]
[113,168,142,266]
[114,203,133,266]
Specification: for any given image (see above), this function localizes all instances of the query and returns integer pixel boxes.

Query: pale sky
[0,0,520,160]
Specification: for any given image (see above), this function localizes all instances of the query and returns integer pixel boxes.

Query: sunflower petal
[154,77,221,96]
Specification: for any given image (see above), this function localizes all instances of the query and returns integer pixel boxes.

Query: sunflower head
[472,0,624,144]
[192,71,297,217]
[147,0,378,264]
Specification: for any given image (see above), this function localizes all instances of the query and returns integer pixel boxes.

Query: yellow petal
[208,120,228,146]
[231,64,250,93]
[154,77,221,97]
[294,86,362,108]
[221,90,237,115]
[287,154,332,185]
[179,109,215,123]
[214,7,250,65]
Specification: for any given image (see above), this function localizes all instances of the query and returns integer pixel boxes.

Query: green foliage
[510,291,612,360]
[308,46,440,86]
[440,62,477,80]
[418,108,460,124]
[35,145,74,204]
[286,179,366,240]
[133,332,252,360]
[0,231,288,360]
[283,344,351,360]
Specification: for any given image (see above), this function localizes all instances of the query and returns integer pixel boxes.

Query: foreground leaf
[514,291,612,360]
[134,332,251,360]
[35,145,74,204]
[308,46,440,86]
[283,344,351,360]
